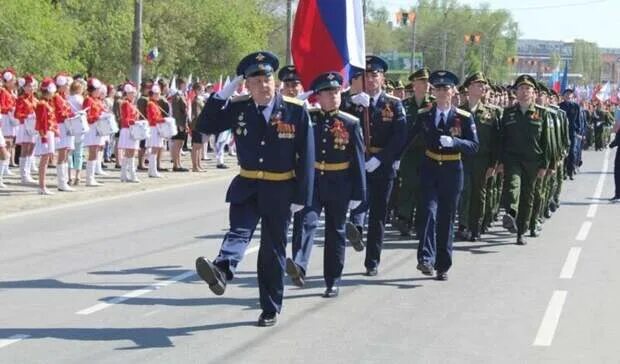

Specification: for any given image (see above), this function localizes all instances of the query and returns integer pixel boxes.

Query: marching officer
[286,72,366,297]
[458,72,500,241]
[346,55,406,276]
[413,70,479,281]
[194,51,314,327]
[499,75,551,245]
[394,67,433,237]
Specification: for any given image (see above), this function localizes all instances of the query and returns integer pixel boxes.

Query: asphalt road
[0,149,618,364]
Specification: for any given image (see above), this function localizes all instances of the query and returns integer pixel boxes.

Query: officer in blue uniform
[286,72,366,297]
[559,89,582,180]
[346,55,407,276]
[413,71,479,281]
[278,65,304,98]
[194,51,314,327]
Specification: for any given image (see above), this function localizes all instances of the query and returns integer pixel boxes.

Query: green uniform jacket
[500,103,551,169]
[460,100,500,166]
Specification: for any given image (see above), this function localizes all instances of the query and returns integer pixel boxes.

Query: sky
[383,0,620,48]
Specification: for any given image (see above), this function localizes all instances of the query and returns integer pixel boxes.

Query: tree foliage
[0,0,278,83]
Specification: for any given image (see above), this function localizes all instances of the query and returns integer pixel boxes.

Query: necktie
[438,112,446,131]
[257,105,268,124]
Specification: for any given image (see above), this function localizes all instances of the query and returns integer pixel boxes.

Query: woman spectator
[67,80,85,185]
[190,82,206,172]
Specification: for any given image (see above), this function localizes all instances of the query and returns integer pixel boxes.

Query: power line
[379,0,608,12]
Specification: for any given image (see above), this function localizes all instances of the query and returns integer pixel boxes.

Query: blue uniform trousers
[417,158,464,273]
[214,194,291,314]
[292,191,349,288]
[364,174,394,270]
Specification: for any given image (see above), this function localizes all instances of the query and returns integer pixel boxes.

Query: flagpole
[362,0,371,156]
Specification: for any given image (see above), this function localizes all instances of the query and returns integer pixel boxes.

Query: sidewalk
[0,152,239,218]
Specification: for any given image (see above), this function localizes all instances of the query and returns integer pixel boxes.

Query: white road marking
[575,221,592,241]
[0,334,30,349]
[559,247,582,279]
[76,244,261,315]
[586,148,611,218]
[533,291,568,346]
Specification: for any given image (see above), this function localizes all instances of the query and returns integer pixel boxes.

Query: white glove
[351,92,370,108]
[216,75,244,100]
[297,90,314,101]
[392,160,400,171]
[439,135,455,147]
[290,203,304,214]
[365,157,381,172]
[348,200,362,210]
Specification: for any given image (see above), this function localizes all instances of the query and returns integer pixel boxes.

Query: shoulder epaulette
[418,105,433,114]
[307,106,320,113]
[231,94,251,103]
[337,110,360,124]
[282,95,304,106]
[456,108,472,118]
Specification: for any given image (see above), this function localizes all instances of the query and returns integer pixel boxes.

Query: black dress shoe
[436,271,448,281]
[195,257,227,295]
[322,286,339,298]
[365,267,378,276]
[257,312,277,327]
[394,217,411,237]
[285,258,305,287]
[345,222,364,252]
[516,235,527,246]
[416,262,434,276]
[502,214,517,233]
[216,164,229,169]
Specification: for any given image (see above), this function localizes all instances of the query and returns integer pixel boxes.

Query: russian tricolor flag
[291,0,365,89]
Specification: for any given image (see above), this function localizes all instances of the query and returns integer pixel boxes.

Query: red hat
[40,77,57,93]
[87,77,102,90]
[23,75,35,87]
[2,67,16,81]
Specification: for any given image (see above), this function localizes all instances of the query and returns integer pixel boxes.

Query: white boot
[0,160,8,188]
[30,156,38,174]
[20,157,33,184]
[57,164,75,192]
[85,161,102,187]
[126,158,140,183]
[95,151,108,176]
[3,163,14,176]
[120,158,128,182]
[148,154,162,178]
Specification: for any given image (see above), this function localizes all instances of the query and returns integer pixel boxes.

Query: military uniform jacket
[413,104,479,157]
[500,104,551,169]
[309,108,366,202]
[544,106,560,165]
[342,91,407,179]
[549,105,570,156]
[460,100,500,166]
[399,94,434,158]
[591,108,614,130]
[559,100,582,139]
[196,92,314,208]
[172,93,189,130]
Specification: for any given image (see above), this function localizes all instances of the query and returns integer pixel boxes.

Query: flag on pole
[595,82,611,102]
[549,63,560,93]
[560,61,569,93]
[291,0,366,89]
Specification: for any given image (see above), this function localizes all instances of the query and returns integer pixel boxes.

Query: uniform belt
[425,150,461,162]
[239,168,295,181]
[368,147,383,154]
[314,161,350,171]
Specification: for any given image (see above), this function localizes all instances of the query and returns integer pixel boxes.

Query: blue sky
[382,0,619,48]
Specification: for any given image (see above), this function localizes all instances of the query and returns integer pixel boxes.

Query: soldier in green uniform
[547,90,570,214]
[499,75,551,245]
[481,86,504,233]
[393,68,433,236]
[458,72,500,241]
[592,101,614,151]
[529,82,558,237]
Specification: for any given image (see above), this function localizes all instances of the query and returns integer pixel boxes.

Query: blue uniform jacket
[412,104,479,156]
[308,108,366,202]
[196,92,314,209]
[341,91,407,179]
[559,101,582,139]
